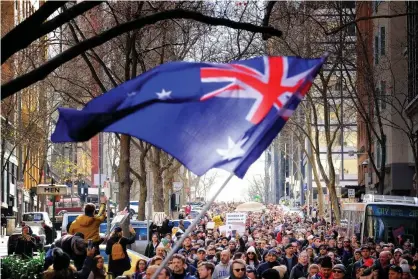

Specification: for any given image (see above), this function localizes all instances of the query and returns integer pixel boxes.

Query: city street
[1,1,418,279]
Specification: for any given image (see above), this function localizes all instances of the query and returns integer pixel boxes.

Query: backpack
[111,238,125,260]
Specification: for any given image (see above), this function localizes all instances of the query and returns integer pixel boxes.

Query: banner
[226,213,247,225]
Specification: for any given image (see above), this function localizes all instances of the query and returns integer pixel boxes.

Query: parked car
[8,225,45,255]
[22,212,52,228]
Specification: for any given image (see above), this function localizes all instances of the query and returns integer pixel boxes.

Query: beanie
[52,248,71,271]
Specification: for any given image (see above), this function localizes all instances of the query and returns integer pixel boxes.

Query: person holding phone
[105,225,136,277]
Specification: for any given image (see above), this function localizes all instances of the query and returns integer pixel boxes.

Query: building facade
[1,0,48,223]
[357,1,416,196]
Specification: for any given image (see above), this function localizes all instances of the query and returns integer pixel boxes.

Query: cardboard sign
[226,213,247,225]
[206,222,215,229]
[153,212,166,226]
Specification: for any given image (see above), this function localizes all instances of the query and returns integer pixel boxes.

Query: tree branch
[1,1,103,64]
[2,9,282,99]
[327,13,418,35]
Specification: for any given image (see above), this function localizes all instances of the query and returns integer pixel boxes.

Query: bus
[341,194,418,244]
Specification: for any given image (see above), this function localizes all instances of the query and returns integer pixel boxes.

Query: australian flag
[52,55,326,178]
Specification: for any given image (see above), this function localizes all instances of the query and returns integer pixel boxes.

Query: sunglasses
[234,268,246,272]
[333,270,344,274]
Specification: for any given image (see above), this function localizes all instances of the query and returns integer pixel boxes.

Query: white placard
[153,212,166,226]
[173,182,183,192]
[206,222,215,229]
[226,213,247,225]
[348,189,355,198]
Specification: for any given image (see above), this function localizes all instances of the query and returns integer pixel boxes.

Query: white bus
[341,194,418,244]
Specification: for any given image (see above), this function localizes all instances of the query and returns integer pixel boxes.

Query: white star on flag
[156,89,172,100]
[216,137,248,161]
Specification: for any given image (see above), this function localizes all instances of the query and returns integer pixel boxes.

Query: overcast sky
[207,155,265,202]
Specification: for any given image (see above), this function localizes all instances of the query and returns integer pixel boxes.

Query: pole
[146,172,151,242]
[51,178,56,240]
[151,173,234,279]
[106,181,112,234]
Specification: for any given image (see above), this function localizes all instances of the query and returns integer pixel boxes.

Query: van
[99,220,149,254]
[61,212,83,236]
[22,212,52,228]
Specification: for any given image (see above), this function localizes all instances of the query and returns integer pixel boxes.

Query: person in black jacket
[43,247,95,279]
[282,244,298,279]
[145,233,160,258]
[42,220,54,244]
[257,249,285,278]
[289,251,309,279]
[15,226,36,259]
[105,225,136,277]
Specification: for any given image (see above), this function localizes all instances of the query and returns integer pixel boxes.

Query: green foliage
[1,252,45,279]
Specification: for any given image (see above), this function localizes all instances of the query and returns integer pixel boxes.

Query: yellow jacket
[69,214,105,242]
[212,215,224,228]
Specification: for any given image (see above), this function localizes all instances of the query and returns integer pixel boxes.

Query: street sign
[348,189,355,198]
[36,184,68,196]
[173,182,183,192]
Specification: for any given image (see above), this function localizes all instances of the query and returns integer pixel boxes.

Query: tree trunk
[118,134,131,212]
[163,171,173,217]
[311,157,325,217]
[153,169,164,212]
[328,182,341,225]
[163,161,182,216]
[137,154,147,221]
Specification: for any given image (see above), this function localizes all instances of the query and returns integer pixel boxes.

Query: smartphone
[88,239,93,249]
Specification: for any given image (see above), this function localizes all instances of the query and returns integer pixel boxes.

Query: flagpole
[150,173,234,279]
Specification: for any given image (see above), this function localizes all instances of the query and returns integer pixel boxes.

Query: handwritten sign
[153,212,166,226]
[226,213,247,225]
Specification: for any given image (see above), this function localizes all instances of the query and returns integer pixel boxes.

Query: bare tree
[247,175,266,203]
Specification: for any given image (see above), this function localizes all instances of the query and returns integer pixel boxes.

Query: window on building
[11,163,15,184]
[374,36,379,64]
[380,80,387,109]
[380,26,386,55]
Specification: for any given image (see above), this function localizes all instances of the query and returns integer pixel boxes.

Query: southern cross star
[156,89,172,100]
[216,137,248,161]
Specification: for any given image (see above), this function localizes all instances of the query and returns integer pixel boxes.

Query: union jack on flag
[52,55,327,178]
[200,56,315,124]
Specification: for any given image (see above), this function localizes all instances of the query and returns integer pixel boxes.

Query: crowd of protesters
[10,201,418,279]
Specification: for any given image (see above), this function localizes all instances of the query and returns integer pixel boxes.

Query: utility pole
[17,92,24,223]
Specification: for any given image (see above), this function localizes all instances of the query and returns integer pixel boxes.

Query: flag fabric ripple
[51,55,327,178]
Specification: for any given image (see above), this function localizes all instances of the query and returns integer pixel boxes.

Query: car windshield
[23,213,43,222]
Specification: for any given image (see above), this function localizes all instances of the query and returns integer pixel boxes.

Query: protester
[105,225,136,277]
[69,202,106,248]
[43,247,95,279]
[15,225,36,258]
[87,255,106,279]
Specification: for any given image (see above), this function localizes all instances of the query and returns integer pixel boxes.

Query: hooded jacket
[69,214,105,242]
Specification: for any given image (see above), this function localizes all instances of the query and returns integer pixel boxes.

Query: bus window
[364,204,418,244]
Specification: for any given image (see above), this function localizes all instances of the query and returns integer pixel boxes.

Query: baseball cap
[394,248,403,254]
[389,265,403,274]
[360,245,370,251]
[307,235,314,240]
[197,248,206,253]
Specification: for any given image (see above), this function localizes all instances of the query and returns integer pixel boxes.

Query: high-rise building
[267,1,358,205]
[1,0,48,222]
[356,1,416,196]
